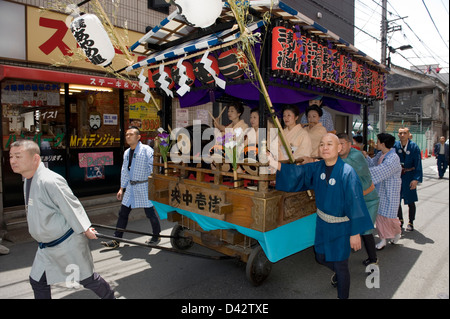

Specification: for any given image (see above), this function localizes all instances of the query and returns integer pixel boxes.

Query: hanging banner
[272,26,384,99]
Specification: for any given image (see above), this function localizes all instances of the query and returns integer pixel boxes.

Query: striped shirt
[121,142,154,208]
[366,149,402,219]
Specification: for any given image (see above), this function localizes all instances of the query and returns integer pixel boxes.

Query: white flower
[157,127,165,134]
[234,127,243,138]
[225,140,236,149]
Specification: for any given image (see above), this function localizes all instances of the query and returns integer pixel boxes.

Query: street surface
[0,157,448,302]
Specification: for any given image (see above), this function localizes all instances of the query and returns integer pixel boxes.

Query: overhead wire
[304,0,448,74]
[386,0,449,72]
[421,0,449,49]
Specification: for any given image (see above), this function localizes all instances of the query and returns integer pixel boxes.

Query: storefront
[0,65,160,207]
[0,2,163,208]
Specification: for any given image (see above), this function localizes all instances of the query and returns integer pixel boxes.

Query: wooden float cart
[133,0,389,285]
[149,150,317,286]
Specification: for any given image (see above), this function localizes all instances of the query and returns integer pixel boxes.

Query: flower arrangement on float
[156,128,171,175]
[222,127,244,187]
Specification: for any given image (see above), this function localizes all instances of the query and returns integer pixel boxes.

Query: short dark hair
[282,104,299,117]
[128,126,141,135]
[250,108,259,115]
[337,133,352,142]
[228,102,245,117]
[353,135,363,144]
[377,133,395,148]
[305,104,323,117]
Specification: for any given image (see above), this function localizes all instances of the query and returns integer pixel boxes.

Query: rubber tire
[170,225,194,250]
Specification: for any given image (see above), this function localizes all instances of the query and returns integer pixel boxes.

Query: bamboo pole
[228,1,294,163]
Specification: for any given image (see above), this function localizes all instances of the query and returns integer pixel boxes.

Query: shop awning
[0,65,139,90]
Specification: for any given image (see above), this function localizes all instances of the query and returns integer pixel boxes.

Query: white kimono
[26,163,94,284]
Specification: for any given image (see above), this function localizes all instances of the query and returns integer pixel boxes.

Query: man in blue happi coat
[270,133,373,299]
[102,126,161,248]
[394,127,423,231]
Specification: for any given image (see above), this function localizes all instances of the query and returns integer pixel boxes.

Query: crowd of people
[211,96,444,299]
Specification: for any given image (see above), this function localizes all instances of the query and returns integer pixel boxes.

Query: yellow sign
[128,96,160,131]
[26,7,144,73]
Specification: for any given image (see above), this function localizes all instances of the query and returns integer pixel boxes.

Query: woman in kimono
[212,102,249,171]
[365,133,402,250]
[278,105,312,161]
[271,133,373,299]
[9,140,114,299]
[214,102,248,133]
[304,105,327,157]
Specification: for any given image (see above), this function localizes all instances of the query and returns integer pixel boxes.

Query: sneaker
[101,240,120,249]
[375,239,386,250]
[362,258,379,267]
[406,223,414,231]
[390,233,401,244]
[0,244,10,255]
[145,237,160,245]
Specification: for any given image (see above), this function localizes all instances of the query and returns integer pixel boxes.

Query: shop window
[124,90,161,146]
[1,79,66,206]
[1,80,65,151]
[66,84,121,149]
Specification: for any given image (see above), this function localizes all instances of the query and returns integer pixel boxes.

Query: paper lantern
[147,69,156,89]
[152,66,175,90]
[70,14,115,67]
[172,61,195,87]
[193,55,220,85]
[172,0,223,28]
[218,48,247,79]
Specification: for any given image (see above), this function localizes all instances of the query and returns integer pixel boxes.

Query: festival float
[67,0,389,286]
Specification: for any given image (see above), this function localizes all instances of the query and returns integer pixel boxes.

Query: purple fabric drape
[179,81,362,115]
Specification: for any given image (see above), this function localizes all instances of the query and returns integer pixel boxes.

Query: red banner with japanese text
[272,26,384,99]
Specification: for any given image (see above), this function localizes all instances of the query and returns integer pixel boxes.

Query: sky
[354,0,449,73]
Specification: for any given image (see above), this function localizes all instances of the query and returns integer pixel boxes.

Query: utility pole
[379,0,388,133]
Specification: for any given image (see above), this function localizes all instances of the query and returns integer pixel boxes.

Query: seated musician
[213,102,248,133]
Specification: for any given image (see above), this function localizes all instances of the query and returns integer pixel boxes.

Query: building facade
[385,65,449,153]
[0,0,167,226]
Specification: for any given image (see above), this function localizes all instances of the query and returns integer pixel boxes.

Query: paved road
[0,157,448,302]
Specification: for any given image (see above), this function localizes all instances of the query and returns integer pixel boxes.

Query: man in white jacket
[9,140,114,299]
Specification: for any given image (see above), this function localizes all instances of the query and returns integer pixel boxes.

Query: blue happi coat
[393,140,422,204]
[276,158,373,262]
